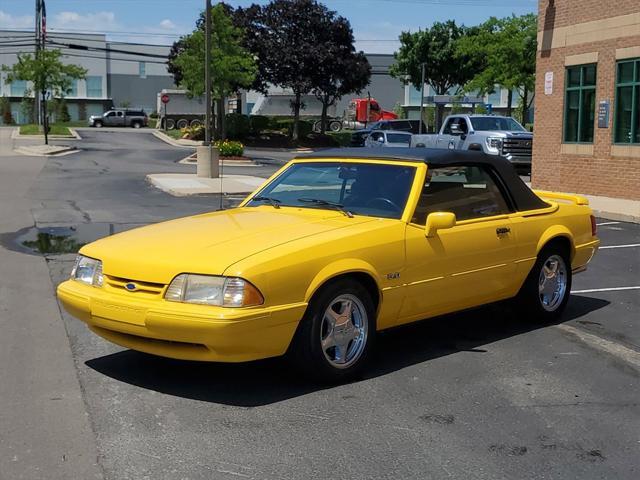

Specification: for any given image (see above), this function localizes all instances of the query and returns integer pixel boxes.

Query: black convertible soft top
[297,147,548,212]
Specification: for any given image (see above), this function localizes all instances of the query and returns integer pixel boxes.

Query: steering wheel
[366,197,400,211]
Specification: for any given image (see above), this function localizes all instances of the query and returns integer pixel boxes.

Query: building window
[10,79,27,97]
[139,62,146,78]
[614,58,639,144]
[563,64,596,143]
[67,78,78,97]
[86,76,102,98]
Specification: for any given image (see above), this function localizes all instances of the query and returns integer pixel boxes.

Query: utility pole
[35,0,41,126]
[204,0,212,146]
[418,62,426,134]
[196,0,219,180]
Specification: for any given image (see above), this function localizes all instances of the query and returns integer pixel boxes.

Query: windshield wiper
[297,197,354,218]
[252,196,281,209]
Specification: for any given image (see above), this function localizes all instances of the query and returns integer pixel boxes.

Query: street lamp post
[418,62,426,134]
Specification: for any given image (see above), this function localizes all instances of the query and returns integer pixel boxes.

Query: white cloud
[0,10,34,29]
[159,19,176,30]
[51,11,121,32]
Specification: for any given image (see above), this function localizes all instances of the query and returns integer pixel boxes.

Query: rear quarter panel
[509,200,597,291]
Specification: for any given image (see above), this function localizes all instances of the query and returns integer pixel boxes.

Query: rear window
[127,111,146,116]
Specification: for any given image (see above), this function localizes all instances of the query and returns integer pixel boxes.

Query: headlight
[165,274,264,307]
[485,136,503,154]
[71,255,103,287]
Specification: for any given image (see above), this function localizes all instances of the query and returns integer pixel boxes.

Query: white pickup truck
[411,114,533,173]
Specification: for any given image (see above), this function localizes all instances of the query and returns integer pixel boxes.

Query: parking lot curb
[152,130,200,148]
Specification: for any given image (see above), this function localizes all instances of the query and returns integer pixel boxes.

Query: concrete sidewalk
[0,128,103,479]
[147,173,265,196]
[583,193,640,223]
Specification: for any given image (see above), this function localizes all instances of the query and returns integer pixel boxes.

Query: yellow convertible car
[57,149,600,381]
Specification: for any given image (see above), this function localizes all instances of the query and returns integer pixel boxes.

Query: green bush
[273,118,313,138]
[249,115,270,134]
[214,140,244,157]
[226,113,250,139]
[0,96,13,125]
[327,131,352,147]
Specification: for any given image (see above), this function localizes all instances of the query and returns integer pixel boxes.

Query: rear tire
[131,121,141,129]
[329,120,342,132]
[165,118,175,130]
[515,243,572,322]
[190,119,202,128]
[289,279,375,383]
[176,118,189,129]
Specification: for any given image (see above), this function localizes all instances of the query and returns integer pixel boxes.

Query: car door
[115,111,125,126]
[103,111,117,126]
[398,164,518,324]
[437,117,457,149]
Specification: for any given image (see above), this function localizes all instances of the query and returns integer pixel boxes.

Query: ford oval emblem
[125,282,137,291]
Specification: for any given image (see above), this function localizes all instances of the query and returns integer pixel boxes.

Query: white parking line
[572,286,640,294]
[556,324,640,369]
[596,221,620,226]
[599,244,640,250]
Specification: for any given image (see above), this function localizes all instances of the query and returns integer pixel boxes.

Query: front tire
[289,279,375,382]
[94,120,103,128]
[516,244,572,322]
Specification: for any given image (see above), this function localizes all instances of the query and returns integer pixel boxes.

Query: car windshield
[386,133,412,144]
[470,117,526,132]
[247,162,416,219]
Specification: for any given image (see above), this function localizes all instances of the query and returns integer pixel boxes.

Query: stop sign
[161,94,170,104]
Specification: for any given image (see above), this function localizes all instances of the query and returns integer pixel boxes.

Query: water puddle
[0,223,145,256]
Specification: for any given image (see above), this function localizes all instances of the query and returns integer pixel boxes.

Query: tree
[390,21,483,129]
[1,49,86,143]
[456,14,537,117]
[308,17,371,134]
[238,0,355,142]
[167,4,257,139]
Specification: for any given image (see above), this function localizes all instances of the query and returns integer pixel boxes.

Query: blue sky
[0,0,537,53]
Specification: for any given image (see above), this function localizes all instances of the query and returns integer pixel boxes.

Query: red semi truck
[313,98,398,132]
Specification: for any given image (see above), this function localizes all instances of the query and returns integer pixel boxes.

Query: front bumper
[57,280,306,362]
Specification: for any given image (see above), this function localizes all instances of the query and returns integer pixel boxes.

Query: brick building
[533,0,640,200]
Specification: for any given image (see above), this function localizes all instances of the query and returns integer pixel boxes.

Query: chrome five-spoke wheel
[538,254,568,312]
[320,294,368,369]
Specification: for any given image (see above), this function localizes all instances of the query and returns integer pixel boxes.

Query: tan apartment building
[533,0,640,200]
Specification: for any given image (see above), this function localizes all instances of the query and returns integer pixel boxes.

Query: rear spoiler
[533,190,590,206]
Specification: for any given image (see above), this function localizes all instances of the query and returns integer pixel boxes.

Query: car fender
[304,258,381,303]
[536,225,575,260]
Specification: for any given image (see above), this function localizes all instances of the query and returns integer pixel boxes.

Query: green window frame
[563,64,596,143]
[614,58,639,144]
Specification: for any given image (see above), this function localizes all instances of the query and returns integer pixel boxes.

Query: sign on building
[544,72,553,95]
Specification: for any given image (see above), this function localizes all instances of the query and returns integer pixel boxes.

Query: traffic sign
[161,94,170,104]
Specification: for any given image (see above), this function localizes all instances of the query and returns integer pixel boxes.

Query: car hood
[80,207,375,284]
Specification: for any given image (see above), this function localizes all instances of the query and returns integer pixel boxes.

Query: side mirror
[425,212,456,237]
[450,124,462,135]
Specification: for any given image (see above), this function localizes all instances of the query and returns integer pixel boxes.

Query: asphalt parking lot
[2,130,639,479]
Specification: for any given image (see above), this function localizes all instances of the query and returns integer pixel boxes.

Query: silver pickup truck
[88,109,148,128]
[411,115,533,172]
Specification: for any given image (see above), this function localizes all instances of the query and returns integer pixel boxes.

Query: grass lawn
[20,124,72,136]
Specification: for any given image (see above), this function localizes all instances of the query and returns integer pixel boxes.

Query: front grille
[104,274,165,296]
[501,138,533,160]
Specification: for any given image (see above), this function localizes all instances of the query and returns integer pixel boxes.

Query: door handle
[496,227,511,235]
